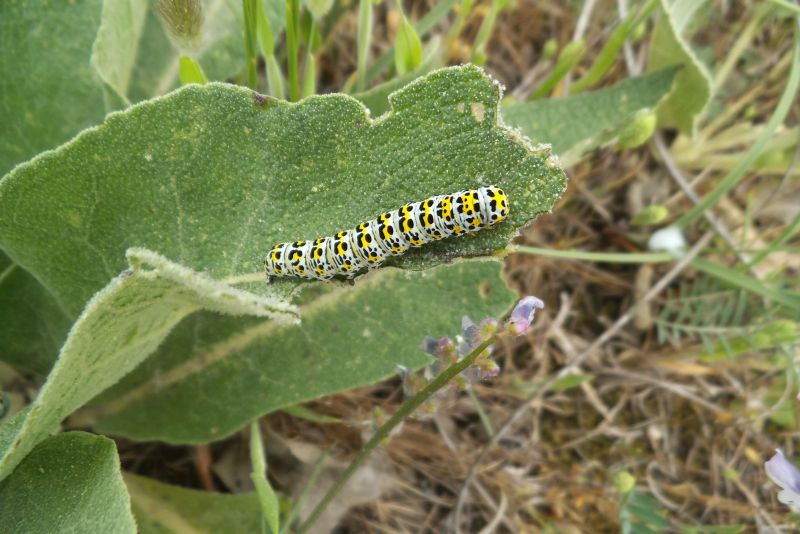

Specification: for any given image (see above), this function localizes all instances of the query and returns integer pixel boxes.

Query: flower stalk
[297,334,497,533]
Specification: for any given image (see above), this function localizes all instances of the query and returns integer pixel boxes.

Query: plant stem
[766,0,800,15]
[286,0,301,100]
[279,451,329,534]
[447,0,474,44]
[747,213,800,269]
[507,245,673,264]
[256,0,285,99]
[471,0,505,64]
[297,335,498,533]
[242,0,259,89]
[467,388,494,436]
[356,0,373,91]
[529,39,586,99]
[250,421,280,534]
[302,18,318,98]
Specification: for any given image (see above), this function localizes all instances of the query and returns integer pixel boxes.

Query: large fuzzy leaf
[0,253,70,375]
[646,0,713,136]
[0,65,566,474]
[502,68,678,163]
[91,260,514,443]
[125,473,262,534]
[0,0,108,175]
[0,432,135,533]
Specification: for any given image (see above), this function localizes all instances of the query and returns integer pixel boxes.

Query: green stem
[507,245,673,264]
[297,335,498,533]
[242,0,259,89]
[674,22,800,229]
[447,0,474,43]
[747,212,800,269]
[302,18,318,97]
[286,0,301,101]
[250,422,280,534]
[766,0,800,15]
[529,39,586,99]
[256,0,285,99]
[356,0,373,91]
[265,55,285,99]
[279,452,329,534]
[467,388,494,436]
[471,0,504,63]
[713,5,768,91]
[691,257,800,310]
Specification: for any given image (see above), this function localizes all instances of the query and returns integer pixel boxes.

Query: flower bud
[506,296,545,336]
[158,0,204,54]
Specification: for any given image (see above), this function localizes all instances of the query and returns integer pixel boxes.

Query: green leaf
[282,404,341,424]
[700,320,799,362]
[91,260,516,443]
[616,109,658,149]
[125,472,263,534]
[614,471,637,493]
[0,432,135,534]
[548,372,593,392]
[631,205,669,226]
[0,249,297,480]
[91,0,149,103]
[503,67,678,163]
[394,14,423,76]
[0,409,35,455]
[250,422,280,534]
[0,65,565,457]
[646,0,713,136]
[692,258,800,312]
[256,0,276,56]
[0,0,108,175]
[0,0,249,177]
[305,0,334,19]
[262,0,287,36]
[627,498,669,530]
[0,253,70,376]
[179,55,209,85]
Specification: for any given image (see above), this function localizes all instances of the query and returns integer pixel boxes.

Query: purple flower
[505,296,545,336]
[458,316,498,356]
[475,358,500,379]
[422,336,457,362]
[765,449,800,512]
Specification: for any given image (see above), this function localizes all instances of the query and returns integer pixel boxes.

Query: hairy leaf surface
[0,432,135,534]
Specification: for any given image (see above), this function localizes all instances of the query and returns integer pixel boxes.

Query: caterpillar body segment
[264,186,509,281]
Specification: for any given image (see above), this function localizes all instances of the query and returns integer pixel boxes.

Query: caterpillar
[264,185,509,281]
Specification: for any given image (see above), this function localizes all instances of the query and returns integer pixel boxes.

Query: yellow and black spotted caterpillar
[265,186,509,281]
